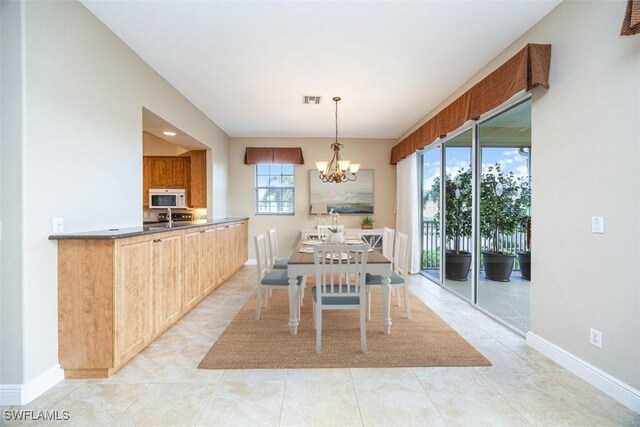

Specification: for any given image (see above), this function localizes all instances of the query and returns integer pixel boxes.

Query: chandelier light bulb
[315,161,328,174]
[349,163,361,174]
[338,160,351,171]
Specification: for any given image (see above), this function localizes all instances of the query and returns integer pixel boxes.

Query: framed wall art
[309,169,374,214]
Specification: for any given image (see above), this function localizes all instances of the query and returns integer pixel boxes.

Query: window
[255,164,295,215]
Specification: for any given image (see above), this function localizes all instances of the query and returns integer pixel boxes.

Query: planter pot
[482,252,515,282]
[361,224,373,229]
[445,250,472,281]
[517,251,531,280]
[327,232,345,244]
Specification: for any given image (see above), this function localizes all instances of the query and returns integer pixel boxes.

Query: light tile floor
[4,267,639,426]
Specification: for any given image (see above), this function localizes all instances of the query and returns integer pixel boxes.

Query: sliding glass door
[442,129,473,301]
[420,143,441,281]
[477,100,531,332]
[418,98,532,334]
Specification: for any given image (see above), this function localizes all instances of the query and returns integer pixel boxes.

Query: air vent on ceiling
[303,96,321,105]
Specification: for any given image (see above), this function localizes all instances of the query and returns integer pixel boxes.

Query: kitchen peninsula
[50,218,248,379]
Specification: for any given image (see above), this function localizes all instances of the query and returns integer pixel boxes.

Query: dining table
[286,236,393,336]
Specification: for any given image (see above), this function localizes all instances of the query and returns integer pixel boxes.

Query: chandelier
[315,96,360,183]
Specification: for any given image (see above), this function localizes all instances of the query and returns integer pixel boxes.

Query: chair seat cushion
[365,271,404,285]
[311,286,361,305]
[261,270,303,286]
[273,258,288,269]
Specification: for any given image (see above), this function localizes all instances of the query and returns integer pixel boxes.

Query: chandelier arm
[315,96,357,184]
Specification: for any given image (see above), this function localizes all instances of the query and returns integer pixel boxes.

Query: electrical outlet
[53,217,64,233]
[591,216,604,233]
[590,328,602,348]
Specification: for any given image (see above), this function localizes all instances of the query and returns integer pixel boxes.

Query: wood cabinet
[183,229,203,311]
[183,226,218,310]
[201,228,217,294]
[143,151,206,208]
[56,219,247,379]
[115,238,154,366]
[189,150,207,208]
[153,234,183,334]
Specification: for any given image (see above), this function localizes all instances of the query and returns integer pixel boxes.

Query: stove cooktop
[157,212,193,222]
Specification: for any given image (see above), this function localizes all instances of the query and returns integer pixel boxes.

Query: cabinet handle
[153,239,161,243]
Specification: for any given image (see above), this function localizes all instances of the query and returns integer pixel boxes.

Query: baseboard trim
[526,332,640,414]
[0,365,64,406]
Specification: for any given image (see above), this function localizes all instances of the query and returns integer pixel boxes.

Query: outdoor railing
[422,219,527,271]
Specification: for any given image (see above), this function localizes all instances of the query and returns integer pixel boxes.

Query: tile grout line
[349,369,365,427]
[277,369,289,427]
[414,370,449,425]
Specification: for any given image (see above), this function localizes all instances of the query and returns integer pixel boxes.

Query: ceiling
[82,0,560,139]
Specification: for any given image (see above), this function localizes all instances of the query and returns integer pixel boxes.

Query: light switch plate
[53,217,64,233]
[591,216,604,234]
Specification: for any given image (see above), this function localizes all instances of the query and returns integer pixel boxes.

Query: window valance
[244,147,304,165]
[621,0,640,36]
[390,43,551,165]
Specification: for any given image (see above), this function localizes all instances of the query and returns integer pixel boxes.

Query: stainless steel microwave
[149,189,187,208]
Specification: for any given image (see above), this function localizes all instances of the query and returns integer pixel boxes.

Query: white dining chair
[382,227,395,263]
[254,234,304,320]
[312,244,369,353]
[266,228,288,270]
[366,232,411,320]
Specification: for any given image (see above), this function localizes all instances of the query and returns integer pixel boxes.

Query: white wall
[401,0,640,391]
[1,0,230,395]
[1,0,25,385]
[229,137,396,259]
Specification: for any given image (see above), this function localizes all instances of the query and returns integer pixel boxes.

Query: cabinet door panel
[171,157,190,189]
[189,150,207,208]
[154,235,182,333]
[215,226,224,285]
[183,231,202,310]
[202,228,217,294]
[151,158,172,188]
[116,240,153,365]
[143,157,151,207]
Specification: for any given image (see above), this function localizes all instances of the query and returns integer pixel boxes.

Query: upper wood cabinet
[189,150,206,208]
[143,151,206,208]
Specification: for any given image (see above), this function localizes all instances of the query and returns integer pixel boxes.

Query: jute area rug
[199,283,491,369]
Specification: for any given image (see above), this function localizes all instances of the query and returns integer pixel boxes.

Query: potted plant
[480,164,529,282]
[431,167,473,281]
[327,226,345,244]
[517,216,531,280]
[328,208,340,227]
[361,216,374,229]
[515,173,531,280]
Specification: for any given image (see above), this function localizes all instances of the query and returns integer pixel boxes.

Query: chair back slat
[395,232,409,276]
[266,228,278,269]
[383,227,395,263]
[313,244,368,304]
[254,234,268,280]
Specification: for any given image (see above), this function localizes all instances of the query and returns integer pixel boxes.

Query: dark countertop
[49,217,248,240]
